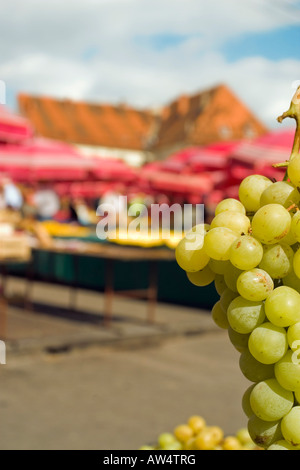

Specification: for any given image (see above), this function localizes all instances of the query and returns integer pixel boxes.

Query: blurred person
[4,181,23,210]
[33,189,60,221]
[0,179,22,227]
[73,197,92,226]
[0,177,23,210]
[99,186,128,231]
[53,195,74,223]
[20,186,38,220]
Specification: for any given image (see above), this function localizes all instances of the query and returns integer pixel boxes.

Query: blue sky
[0,0,299,128]
[136,25,300,61]
[222,24,300,62]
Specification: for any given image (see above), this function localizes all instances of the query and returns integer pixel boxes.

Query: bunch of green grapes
[176,174,300,450]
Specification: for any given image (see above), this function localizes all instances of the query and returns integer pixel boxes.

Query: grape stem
[272,162,289,168]
[277,86,300,162]
[286,203,297,212]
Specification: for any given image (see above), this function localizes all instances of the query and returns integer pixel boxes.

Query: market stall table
[25,241,176,326]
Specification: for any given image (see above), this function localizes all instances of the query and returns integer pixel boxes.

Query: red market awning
[138,169,214,199]
[161,142,240,176]
[168,142,239,163]
[0,137,93,181]
[154,159,188,174]
[229,129,295,168]
[54,181,120,199]
[226,130,294,184]
[0,105,33,143]
[90,157,138,182]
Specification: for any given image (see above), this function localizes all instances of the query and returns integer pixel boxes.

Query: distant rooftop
[18,84,268,155]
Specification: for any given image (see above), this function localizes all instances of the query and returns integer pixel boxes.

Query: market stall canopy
[0,137,93,181]
[156,141,239,175]
[228,129,292,181]
[153,159,188,174]
[89,157,138,182]
[137,169,214,203]
[168,141,238,162]
[54,181,120,199]
[0,105,33,143]
[229,129,294,167]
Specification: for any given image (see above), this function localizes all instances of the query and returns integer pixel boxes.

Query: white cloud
[0,0,299,128]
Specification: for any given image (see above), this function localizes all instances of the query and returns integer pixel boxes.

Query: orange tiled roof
[18,84,267,152]
[18,94,157,151]
[152,84,267,150]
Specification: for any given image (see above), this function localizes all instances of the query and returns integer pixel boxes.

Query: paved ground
[0,277,250,450]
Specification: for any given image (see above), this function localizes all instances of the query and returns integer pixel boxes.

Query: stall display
[0,209,31,262]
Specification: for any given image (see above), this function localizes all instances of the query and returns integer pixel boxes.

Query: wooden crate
[0,234,31,262]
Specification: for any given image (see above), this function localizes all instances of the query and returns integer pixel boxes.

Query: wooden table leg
[0,266,7,339]
[69,254,78,312]
[147,261,158,324]
[0,285,7,341]
[104,258,114,326]
[25,256,35,312]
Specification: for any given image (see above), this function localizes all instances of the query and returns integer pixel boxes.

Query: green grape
[275,350,300,391]
[238,175,272,212]
[211,301,229,329]
[184,223,210,239]
[296,390,300,404]
[236,268,274,301]
[162,441,182,450]
[287,154,300,187]
[242,384,256,418]
[287,322,300,350]
[186,264,215,286]
[267,440,300,450]
[259,244,294,279]
[214,274,227,295]
[175,229,209,272]
[209,259,230,275]
[283,270,300,292]
[293,247,300,278]
[260,181,300,209]
[158,433,178,449]
[251,204,291,245]
[223,264,243,292]
[227,296,265,334]
[250,378,294,422]
[290,211,300,242]
[228,327,249,353]
[248,322,288,365]
[292,349,300,369]
[215,198,246,216]
[210,211,250,236]
[229,235,263,271]
[235,428,253,446]
[281,227,297,246]
[247,415,283,449]
[220,288,239,312]
[264,285,300,327]
[281,406,300,446]
[190,223,211,233]
[239,349,275,382]
[203,227,238,260]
